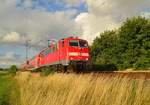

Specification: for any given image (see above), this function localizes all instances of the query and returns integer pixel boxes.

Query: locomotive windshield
[79,40,88,47]
[69,40,88,47]
[69,40,79,47]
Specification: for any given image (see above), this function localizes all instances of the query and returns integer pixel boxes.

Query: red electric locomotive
[22,37,90,72]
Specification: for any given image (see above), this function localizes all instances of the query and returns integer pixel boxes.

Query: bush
[0,68,4,71]
[9,65,18,76]
[0,73,20,105]
[40,66,55,76]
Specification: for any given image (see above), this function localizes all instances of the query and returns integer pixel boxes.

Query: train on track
[21,37,91,73]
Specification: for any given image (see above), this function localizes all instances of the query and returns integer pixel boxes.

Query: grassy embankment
[0,72,20,105]
[16,72,150,105]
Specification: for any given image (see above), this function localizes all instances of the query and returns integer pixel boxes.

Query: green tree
[118,16,150,69]
[91,30,117,63]
[91,16,150,70]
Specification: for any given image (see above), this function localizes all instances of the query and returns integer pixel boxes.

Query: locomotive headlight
[69,52,79,56]
[81,53,89,56]
[70,57,73,60]
[86,58,89,60]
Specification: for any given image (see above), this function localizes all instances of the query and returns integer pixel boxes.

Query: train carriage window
[47,48,52,54]
[69,40,79,47]
[40,52,45,57]
[45,49,50,55]
[42,48,52,56]
[51,46,56,52]
[44,51,47,56]
[39,53,44,57]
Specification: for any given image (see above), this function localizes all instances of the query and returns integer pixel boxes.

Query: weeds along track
[85,71,150,79]
[16,71,150,105]
[18,70,150,79]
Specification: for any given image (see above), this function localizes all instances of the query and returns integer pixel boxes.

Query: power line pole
[47,40,50,47]
[26,40,30,64]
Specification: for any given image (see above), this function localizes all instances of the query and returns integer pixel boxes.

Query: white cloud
[75,0,150,44]
[86,0,149,17]
[0,0,80,46]
[75,13,119,43]
[0,52,23,67]
[2,32,21,42]
[2,52,16,59]
[24,0,32,7]
[141,12,150,18]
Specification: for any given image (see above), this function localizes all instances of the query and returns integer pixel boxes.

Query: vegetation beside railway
[16,72,150,105]
[91,16,150,70]
[0,72,20,105]
[1,70,150,105]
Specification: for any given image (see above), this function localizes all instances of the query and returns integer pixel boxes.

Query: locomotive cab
[68,38,89,60]
[66,37,90,71]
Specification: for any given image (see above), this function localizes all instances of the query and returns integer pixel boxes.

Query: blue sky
[0,0,150,68]
[17,0,87,13]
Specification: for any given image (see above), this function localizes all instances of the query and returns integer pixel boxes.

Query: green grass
[0,72,20,105]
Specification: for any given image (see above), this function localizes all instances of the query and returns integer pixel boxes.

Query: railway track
[19,69,150,79]
[83,71,150,79]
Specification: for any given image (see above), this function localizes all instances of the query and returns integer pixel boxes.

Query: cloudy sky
[0,0,150,68]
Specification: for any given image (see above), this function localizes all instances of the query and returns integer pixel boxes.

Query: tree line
[90,16,150,70]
